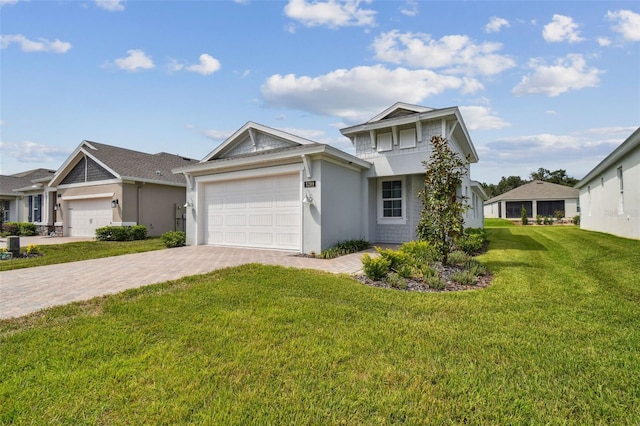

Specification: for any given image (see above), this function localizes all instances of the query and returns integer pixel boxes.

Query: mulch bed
[355,262,493,293]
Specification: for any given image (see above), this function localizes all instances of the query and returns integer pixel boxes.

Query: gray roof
[0,169,56,195]
[486,180,579,204]
[80,141,199,185]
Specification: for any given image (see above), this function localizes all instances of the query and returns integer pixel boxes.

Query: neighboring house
[0,169,56,232]
[575,127,640,240]
[48,141,198,237]
[484,180,579,220]
[174,103,485,254]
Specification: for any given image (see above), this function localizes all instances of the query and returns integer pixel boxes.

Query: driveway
[0,245,372,320]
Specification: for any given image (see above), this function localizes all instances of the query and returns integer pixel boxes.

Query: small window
[382,180,402,217]
[377,133,392,152]
[399,128,416,149]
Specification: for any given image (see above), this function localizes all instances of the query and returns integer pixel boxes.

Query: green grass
[484,217,516,227]
[1,227,639,424]
[0,238,166,272]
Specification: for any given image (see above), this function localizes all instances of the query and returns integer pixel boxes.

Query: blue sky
[1,0,638,184]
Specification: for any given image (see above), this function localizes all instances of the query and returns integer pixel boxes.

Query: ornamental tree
[416,135,469,263]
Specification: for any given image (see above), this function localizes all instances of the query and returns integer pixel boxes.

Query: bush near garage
[95,225,148,241]
[1,222,36,236]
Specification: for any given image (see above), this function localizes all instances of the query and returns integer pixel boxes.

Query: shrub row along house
[4,103,487,247]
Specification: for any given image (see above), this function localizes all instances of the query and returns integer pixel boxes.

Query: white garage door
[203,173,301,250]
[67,198,113,237]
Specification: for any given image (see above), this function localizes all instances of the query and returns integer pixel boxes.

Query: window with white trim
[378,178,406,224]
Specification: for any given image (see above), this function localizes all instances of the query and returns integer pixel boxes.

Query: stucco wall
[137,183,186,236]
[579,144,640,239]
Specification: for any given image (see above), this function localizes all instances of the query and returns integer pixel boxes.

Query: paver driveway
[0,245,370,320]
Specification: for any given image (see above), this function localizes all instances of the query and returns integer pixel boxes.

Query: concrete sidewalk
[0,245,371,320]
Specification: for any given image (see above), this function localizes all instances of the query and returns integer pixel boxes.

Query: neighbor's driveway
[0,245,370,320]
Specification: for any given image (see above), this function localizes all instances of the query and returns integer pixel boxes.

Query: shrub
[521,205,529,225]
[399,240,439,263]
[451,270,476,285]
[536,215,543,225]
[385,272,407,290]
[543,216,553,225]
[361,253,390,281]
[95,225,148,241]
[425,275,446,290]
[464,259,488,276]
[572,215,580,225]
[455,231,486,255]
[395,264,414,279]
[129,225,148,241]
[318,239,370,259]
[25,244,41,255]
[446,250,470,266]
[376,247,413,272]
[161,231,186,248]
[18,223,36,236]
[2,222,19,236]
[414,263,437,279]
[554,210,565,221]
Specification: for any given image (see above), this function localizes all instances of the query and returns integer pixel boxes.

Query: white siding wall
[579,144,640,239]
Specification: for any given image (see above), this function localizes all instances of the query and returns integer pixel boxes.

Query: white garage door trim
[202,172,301,251]
[66,198,113,237]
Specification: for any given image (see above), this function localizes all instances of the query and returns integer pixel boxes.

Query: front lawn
[0,238,166,272]
[1,227,638,424]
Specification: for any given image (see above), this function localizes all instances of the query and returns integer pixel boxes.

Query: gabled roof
[366,102,435,123]
[485,180,579,204]
[0,169,56,196]
[340,105,479,163]
[201,121,317,162]
[50,140,198,187]
[575,127,640,189]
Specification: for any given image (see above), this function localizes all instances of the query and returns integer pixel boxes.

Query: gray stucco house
[575,127,639,240]
[48,141,198,237]
[174,103,486,254]
[484,180,579,220]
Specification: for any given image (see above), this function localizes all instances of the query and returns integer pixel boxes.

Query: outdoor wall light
[302,190,314,205]
[54,203,61,211]
[111,199,119,208]
[184,199,194,209]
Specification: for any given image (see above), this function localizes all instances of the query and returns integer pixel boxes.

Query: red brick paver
[0,246,373,320]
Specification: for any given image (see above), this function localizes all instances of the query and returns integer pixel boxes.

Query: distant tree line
[480,168,579,199]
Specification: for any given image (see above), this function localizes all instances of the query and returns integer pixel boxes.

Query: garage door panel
[203,173,301,250]
[67,198,112,237]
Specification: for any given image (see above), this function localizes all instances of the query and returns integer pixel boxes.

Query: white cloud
[203,129,233,141]
[459,106,510,131]
[166,58,184,73]
[0,0,19,7]
[512,54,602,97]
[371,30,515,77]
[485,17,510,33]
[113,49,154,71]
[0,34,71,53]
[400,1,418,17]
[475,127,635,182]
[284,0,376,28]
[95,0,125,11]
[185,54,221,75]
[543,14,584,43]
[597,37,611,47]
[544,110,557,115]
[607,10,640,41]
[0,140,71,165]
[261,65,468,122]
